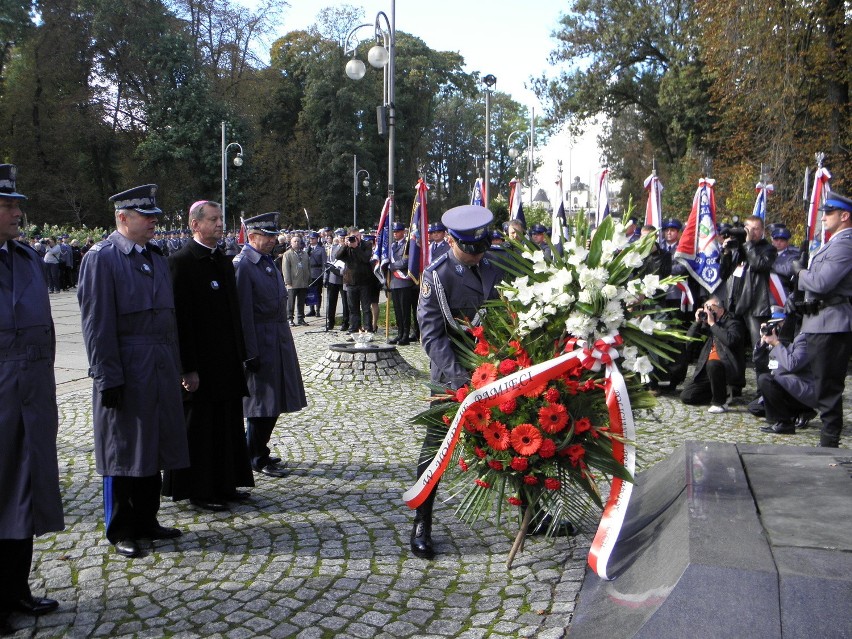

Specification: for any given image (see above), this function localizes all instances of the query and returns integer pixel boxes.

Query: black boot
[410,490,436,559]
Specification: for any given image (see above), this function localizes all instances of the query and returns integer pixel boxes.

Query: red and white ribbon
[402,333,636,581]
[768,273,787,308]
[676,281,694,312]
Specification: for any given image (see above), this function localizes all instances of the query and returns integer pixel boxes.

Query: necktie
[141,247,151,262]
[470,264,481,282]
[0,249,9,269]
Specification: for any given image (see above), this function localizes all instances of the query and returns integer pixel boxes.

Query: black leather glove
[101,385,124,409]
[244,357,260,373]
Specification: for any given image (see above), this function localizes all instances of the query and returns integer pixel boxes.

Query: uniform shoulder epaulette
[88,240,111,253]
[12,240,39,258]
[426,251,449,272]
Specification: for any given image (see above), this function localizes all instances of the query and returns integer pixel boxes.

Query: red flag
[237,217,246,245]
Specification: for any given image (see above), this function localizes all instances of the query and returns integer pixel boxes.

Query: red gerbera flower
[471,362,499,389]
[538,438,557,459]
[544,478,561,490]
[544,387,560,403]
[523,474,539,485]
[488,459,504,471]
[507,496,523,506]
[510,423,542,456]
[510,456,529,472]
[474,446,487,459]
[574,417,592,434]
[459,459,469,472]
[538,403,569,434]
[482,421,510,451]
[465,405,491,429]
[475,478,491,489]
[565,444,586,467]
[498,397,517,414]
[499,359,519,375]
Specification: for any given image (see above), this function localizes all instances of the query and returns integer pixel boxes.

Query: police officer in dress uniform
[793,191,852,447]
[0,166,64,632]
[234,213,307,477]
[529,223,553,261]
[78,184,189,559]
[412,205,504,559]
[389,222,415,345]
[306,231,326,317]
[427,222,450,264]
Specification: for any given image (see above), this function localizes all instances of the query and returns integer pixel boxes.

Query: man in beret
[0,165,64,631]
[233,213,306,477]
[412,205,504,559]
[78,184,189,558]
[794,191,852,447]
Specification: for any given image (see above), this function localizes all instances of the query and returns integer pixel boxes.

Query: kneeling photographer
[753,310,816,434]
[679,296,746,413]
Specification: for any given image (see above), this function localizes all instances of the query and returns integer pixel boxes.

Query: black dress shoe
[255,462,289,478]
[268,456,281,464]
[143,524,182,540]
[408,335,419,342]
[114,539,141,558]
[306,311,316,317]
[190,498,229,512]
[13,595,59,616]
[222,491,251,502]
[397,338,411,346]
[795,409,817,430]
[760,421,796,434]
[410,519,435,559]
[387,337,400,344]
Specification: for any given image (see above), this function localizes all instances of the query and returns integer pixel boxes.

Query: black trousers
[246,416,278,471]
[680,359,728,406]
[287,287,307,322]
[103,474,162,544]
[0,538,33,607]
[391,286,415,338]
[325,284,343,329]
[806,331,852,447]
[757,373,811,424]
[346,285,372,331]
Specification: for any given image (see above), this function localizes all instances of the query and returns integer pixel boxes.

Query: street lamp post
[344,1,395,232]
[352,154,371,228]
[482,74,497,208]
[221,121,243,233]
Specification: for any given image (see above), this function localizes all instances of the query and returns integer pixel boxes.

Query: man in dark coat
[325,230,349,331]
[164,200,254,511]
[233,213,307,478]
[306,231,326,317]
[412,205,504,560]
[680,295,746,413]
[388,222,416,345]
[0,165,64,631]
[78,184,189,560]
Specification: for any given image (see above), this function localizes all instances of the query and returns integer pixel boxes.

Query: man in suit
[233,213,307,478]
[412,205,504,559]
[0,165,64,632]
[794,191,852,447]
[78,184,189,559]
[388,222,416,345]
[164,200,254,511]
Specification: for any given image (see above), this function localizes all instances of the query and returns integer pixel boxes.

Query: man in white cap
[412,204,504,559]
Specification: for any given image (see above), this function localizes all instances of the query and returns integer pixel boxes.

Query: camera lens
[698,311,708,321]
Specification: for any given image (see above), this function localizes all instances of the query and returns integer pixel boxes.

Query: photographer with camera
[792,191,852,448]
[752,311,816,434]
[337,227,374,333]
[679,296,746,413]
[722,216,777,376]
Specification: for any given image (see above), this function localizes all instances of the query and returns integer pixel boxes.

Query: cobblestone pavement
[9,291,850,638]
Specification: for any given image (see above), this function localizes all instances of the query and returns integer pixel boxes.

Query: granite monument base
[571,441,852,639]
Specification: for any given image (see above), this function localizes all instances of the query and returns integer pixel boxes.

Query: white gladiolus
[622,250,644,269]
[602,284,618,300]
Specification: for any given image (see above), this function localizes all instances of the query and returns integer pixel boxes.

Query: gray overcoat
[78,231,189,477]
[0,241,64,537]
[234,244,307,417]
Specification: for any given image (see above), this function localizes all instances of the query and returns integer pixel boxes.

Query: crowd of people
[2,158,850,629]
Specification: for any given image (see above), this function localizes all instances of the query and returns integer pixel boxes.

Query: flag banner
[407,179,430,284]
[751,181,774,220]
[551,176,567,256]
[237,217,247,245]
[674,178,722,293]
[807,167,831,246]
[372,197,392,283]
[509,178,526,228]
[643,173,663,229]
[768,273,787,307]
[470,178,485,207]
[596,169,610,227]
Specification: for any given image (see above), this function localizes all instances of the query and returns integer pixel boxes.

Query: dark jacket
[686,312,746,388]
[338,241,375,286]
[723,239,776,318]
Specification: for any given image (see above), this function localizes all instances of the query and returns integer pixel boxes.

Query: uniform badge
[211,280,220,290]
[265,266,272,273]
[421,280,432,298]
[482,257,490,265]
[141,263,152,275]
[455,264,465,275]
